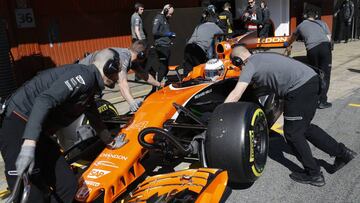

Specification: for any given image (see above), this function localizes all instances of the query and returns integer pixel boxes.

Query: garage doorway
[234,0,290,36]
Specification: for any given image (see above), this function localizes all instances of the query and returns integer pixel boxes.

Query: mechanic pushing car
[286,9,333,109]
[145,4,175,93]
[0,49,126,202]
[225,44,357,187]
[80,41,164,112]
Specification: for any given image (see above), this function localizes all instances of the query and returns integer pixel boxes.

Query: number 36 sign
[15,8,36,28]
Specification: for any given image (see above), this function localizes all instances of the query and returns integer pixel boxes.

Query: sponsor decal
[87,169,110,179]
[127,121,149,131]
[100,153,128,161]
[257,37,287,44]
[97,104,108,113]
[64,80,73,91]
[194,89,212,99]
[249,130,254,162]
[84,180,100,187]
[76,75,85,85]
[94,160,119,168]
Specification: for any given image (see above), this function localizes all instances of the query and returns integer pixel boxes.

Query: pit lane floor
[0,40,359,202]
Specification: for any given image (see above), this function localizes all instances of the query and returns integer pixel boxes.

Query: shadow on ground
[348,68,360,74]
[268,130,304,173]
[268,130,336,174]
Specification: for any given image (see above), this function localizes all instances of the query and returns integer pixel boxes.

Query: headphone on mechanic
[230,43,247,67]
[134,2,144,12]
[132,40,147,61]
[303,9,319,20]
[103,48,120,76]
[137,50,146,60]
[162,4,173,16]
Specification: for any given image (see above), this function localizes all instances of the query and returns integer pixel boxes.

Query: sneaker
[289,171,325,187]
[318,102,332,109]
[332,147,357,173]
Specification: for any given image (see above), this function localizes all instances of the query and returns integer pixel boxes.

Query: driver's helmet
[204,59,224,81]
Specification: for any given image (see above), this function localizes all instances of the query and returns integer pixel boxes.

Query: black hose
[138,127,192,155]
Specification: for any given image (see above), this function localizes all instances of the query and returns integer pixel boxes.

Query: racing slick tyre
[58,98,119,162]
[205,102,269,184]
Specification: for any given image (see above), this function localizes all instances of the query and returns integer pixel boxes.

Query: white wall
[234,0,290,36]
[268,0,290,36]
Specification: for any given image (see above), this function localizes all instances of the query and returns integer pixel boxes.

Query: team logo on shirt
[64,80,73,91]
[64,75,85,91]
[76,75,85,85]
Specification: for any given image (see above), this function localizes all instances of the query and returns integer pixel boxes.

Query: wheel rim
[253,114,268,171]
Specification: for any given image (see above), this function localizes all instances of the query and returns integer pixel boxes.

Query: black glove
[98,129,113,145]
[15,145,35,175]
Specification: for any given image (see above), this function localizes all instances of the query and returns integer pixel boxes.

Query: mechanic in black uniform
[145,4,175,92]
[286,9,333,109]
[0,49,125,202]
[334,0,354,43]
[225,45,357,187]
[218,2,233,34]
[259,0,271,38]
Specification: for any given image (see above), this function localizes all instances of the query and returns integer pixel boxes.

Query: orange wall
[5,0,201,84]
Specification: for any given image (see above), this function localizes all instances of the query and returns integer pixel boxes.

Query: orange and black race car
[4,36,286,203]
[72,45,283,202]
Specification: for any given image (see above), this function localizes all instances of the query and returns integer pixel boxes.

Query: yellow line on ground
[349,103,360,107]
[0,189,10,199]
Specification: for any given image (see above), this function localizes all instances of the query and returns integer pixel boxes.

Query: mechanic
[79,41,164,112]
[259,0,271,38]
[0,49,126,202]
[334,0,354,43]
[130,2,147,82]
[182,9,224,76]
[225,45,357,187]
[241,0,263,34]
[145,4,175,93]
[218,2,233,34]
[286,9,333,109]
[131,2,146,43]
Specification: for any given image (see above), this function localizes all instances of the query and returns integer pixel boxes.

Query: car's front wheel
[205,102,269,184]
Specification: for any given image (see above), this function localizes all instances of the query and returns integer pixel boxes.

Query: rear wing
[215,32,290,59]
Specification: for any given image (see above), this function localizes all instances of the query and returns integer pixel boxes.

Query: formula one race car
[73,51,283,202]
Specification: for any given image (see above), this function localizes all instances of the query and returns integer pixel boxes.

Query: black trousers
[259,23,271,38]
[145,46,171,93]
[182,43,208,76]
[284,76,344,175]
[338,20,352,42]
[0,113,77,202]
[307,42,332,103]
